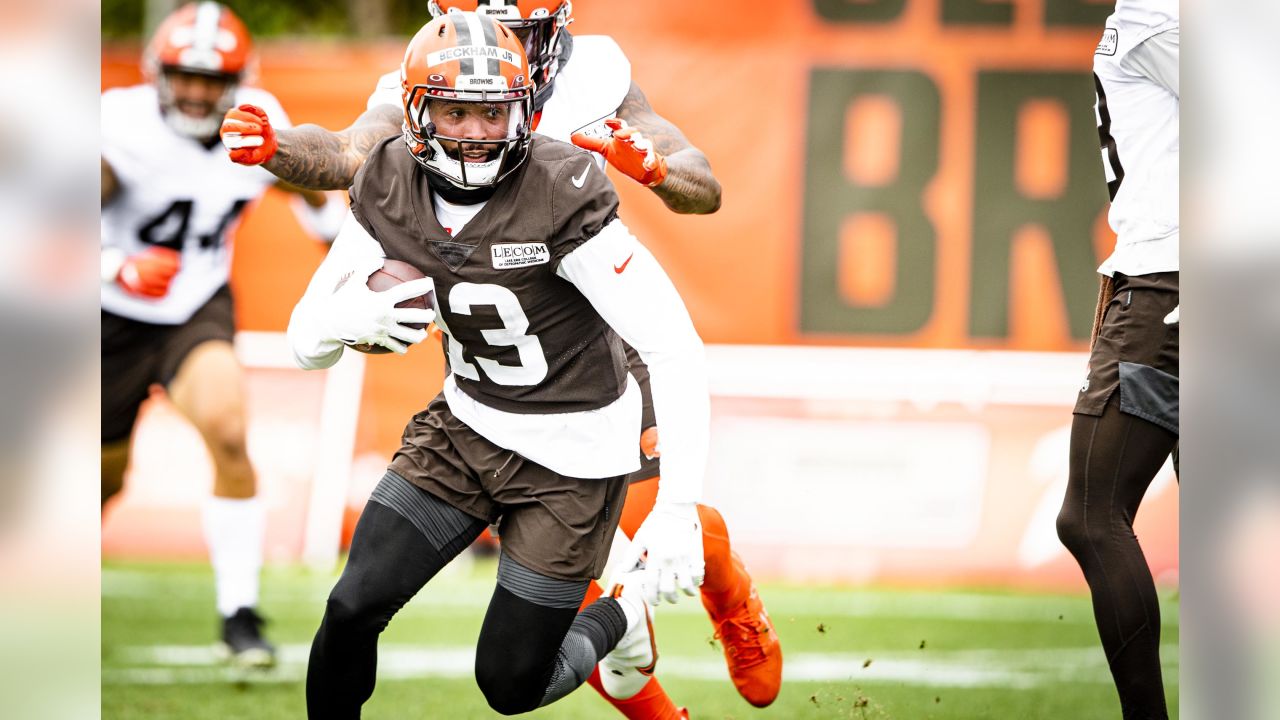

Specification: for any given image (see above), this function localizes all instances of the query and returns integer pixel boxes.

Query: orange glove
[220,104,278,166]
[117,247,181,298]
[571,118,668,188]
[640,426,661,459]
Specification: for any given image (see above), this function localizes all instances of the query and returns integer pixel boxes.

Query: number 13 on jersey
[435,282,548,386]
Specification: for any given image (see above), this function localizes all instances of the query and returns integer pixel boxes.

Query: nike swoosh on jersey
[571,162,590,188]
[614,253,634,274]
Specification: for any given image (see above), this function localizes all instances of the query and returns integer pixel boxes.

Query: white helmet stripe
[464,12,499,80]
[192,2,222,53]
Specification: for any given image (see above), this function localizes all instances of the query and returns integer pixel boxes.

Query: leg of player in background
[580,576,687,720]
[167,339,273,666]
[591,469,782,711]
[169,340,256,499]
[696,503,783,707]
[1057,397,1177,719]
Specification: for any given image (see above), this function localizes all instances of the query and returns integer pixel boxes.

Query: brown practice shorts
[1074,272,1179,434]
[389,394,629,582]
[101,286,236,443]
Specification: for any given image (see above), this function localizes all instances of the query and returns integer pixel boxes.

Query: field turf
[103,558,1178,719]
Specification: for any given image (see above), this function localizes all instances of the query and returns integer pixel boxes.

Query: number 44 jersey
[349,135,630,417]
[101,84,289,324]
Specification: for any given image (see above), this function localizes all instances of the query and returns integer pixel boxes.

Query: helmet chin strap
[419,122,498,203]
[419,121,512,192]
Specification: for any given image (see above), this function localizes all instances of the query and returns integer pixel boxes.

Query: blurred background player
[220,0,781,714]
[100,1,345,668]
[1056,2,1179,717]
[288,13,709,717]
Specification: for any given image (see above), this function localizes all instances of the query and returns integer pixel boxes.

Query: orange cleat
[704,583,782,707]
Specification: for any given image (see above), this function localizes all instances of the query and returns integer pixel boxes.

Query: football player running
[288,12,709,718]
[100,2,345,667]
[222,1,781,714]
[1056,2,1179,718]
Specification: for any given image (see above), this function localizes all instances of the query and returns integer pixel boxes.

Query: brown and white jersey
[350,134,629,413]
[1094,0,1179,277]
[289,135,709,497]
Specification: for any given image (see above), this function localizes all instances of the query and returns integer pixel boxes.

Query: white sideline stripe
[106,643,1177,688]
[99,569,1180,627]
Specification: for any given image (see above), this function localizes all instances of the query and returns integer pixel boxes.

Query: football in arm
[347,259,433,355]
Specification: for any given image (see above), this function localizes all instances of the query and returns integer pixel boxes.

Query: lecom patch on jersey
[1096,28,1118,56]
[491,242,550,269]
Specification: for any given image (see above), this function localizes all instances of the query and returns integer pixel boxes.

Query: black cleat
[217,607,276,668]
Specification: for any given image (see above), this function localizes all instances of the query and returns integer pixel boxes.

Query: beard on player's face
[438,138,502,164]
[427,100,516,164]
[163,70,233,121]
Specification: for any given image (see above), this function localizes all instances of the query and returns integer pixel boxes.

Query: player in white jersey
[219,1,782,715]
[100,2,345,667]
[1056,2,1179,718]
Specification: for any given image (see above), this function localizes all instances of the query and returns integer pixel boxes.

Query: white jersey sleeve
[556,218,708,505]
[535,35,631,149]
[367,70,401,112]
[101,84,281,325]
[1121,28,1178,98]
[1093,3,1179,277]
[1109,0,1178,53]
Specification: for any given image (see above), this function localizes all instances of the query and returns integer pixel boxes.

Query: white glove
[1164,304,1179,325]
[322,273,436,354]
[621,502,704,605]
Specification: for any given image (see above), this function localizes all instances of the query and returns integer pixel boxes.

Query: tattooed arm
[615,82,722,215]
[264,104,402,191]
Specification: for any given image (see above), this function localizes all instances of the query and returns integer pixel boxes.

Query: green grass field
[102,558,1178,719]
